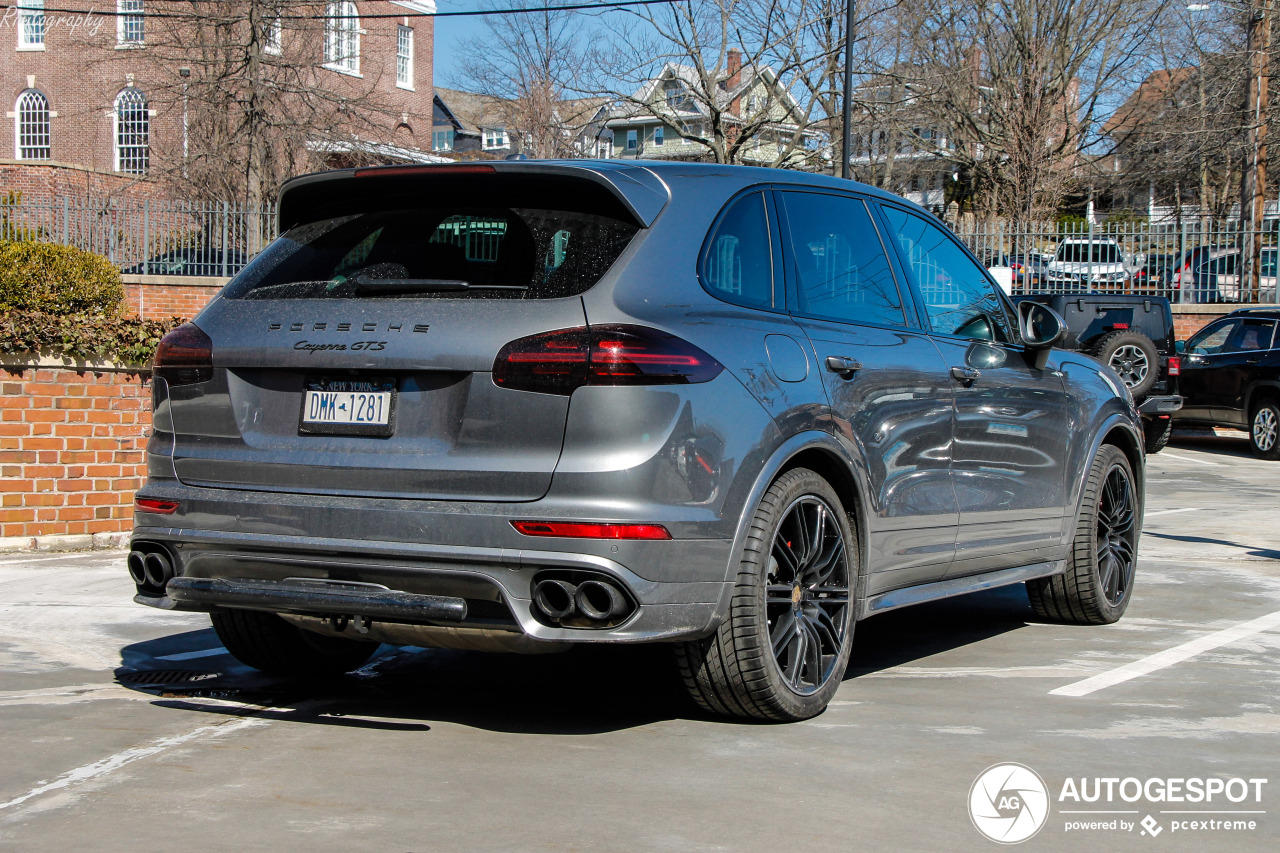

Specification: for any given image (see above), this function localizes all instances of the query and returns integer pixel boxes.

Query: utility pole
[1241,0,1270,297]
[841,0,857,179]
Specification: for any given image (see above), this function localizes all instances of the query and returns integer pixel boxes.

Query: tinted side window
[700,192,774,310]
[1230,319,1277,352]
[1186,319,1237,354]
[779,191,905,328]
[881,206,1011,342]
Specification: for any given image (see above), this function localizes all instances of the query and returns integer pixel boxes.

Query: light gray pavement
[1,432,1278,852]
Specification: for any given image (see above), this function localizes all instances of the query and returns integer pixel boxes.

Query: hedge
[0,240,125,316]
[0,309,183,365]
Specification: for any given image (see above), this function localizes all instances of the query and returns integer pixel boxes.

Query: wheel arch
[1245,380,1280,415]
[708,432,871,628]
[1072,414,1145,530]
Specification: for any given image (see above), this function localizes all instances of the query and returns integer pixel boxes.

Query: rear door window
[223,207,638,300]
[777,191,906,328]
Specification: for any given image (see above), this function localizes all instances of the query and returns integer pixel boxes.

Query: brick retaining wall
[123,274,226,321]
[0,363,150,548]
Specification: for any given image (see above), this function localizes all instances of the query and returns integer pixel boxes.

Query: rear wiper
[350,275,528,294]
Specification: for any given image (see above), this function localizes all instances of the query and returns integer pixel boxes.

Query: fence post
[143,199,150,273]
[221,201,229,278]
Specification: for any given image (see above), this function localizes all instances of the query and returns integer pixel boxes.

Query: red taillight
[493,325,723,395]
[153,323,213,385]
[1112,323,1130,330]
[1167,356,1181,376]
[511,521,672,540]
[135,498,179,514]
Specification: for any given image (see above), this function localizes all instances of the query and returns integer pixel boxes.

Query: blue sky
[430,2,489,87]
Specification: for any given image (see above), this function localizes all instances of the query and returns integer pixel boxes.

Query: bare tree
[590,0,853,167]
[89,1,416,213]
[453,0,597,158]
[885,0,1169,223]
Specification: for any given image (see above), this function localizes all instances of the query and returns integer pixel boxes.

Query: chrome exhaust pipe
[127,551,148,586]
[531,579,577,620]
[142,551,173,589]
[574,579,628,621]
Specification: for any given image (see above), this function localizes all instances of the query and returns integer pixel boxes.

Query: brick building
[2,1,437,201]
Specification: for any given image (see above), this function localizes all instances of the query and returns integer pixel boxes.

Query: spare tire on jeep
[1091,330,1159,398]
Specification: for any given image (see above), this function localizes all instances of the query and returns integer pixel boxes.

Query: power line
[0,0,680,20]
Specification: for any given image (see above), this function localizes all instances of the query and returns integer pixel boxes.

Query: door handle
[950,366,981,385]
[825,356,862,377]
[1246,358,1261,365]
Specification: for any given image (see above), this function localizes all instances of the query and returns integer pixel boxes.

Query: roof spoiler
[277,161,671,233]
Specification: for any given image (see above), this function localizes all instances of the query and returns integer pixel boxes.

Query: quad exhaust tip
[129,545,176,594]
[531,576,633,626]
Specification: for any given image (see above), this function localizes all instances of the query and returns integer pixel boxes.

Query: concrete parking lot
[1,433,1277,852]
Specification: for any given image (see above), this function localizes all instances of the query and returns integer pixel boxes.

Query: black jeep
[1015,294,1183,453]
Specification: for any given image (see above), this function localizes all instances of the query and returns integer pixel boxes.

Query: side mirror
[1018,301,1067,370]
[1175,339,1186,354]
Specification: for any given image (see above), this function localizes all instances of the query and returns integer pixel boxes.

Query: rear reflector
[135,498,179,515]
[511,521,672,540]
[1112,323,1129,330]
[493,324,723,395]
[153,323,213,385]
[1167,356,1181,376]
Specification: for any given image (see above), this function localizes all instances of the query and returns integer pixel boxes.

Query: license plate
[299,377,396,436]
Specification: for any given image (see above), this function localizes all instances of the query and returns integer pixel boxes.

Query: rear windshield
[223,207,638,300]
[1057,243,1121,264]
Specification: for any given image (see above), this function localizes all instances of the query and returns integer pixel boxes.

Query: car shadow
[1168,432,1256,460]
[847,584,1037,677]
[116,585,1046,732]
[1143,531,1280,561]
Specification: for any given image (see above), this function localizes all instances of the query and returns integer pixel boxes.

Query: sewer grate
[120,669,222,687]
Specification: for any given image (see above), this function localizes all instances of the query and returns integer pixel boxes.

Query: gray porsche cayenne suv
[131,161,1145,721]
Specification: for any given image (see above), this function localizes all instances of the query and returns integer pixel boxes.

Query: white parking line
[0,552,123,566]
[1144,508,1199,518]
[0,716,267,813]
[1159,452,1224,467]
[156,648,226,662]
[1050,610,1280,697]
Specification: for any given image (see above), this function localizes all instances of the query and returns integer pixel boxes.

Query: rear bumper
[1138,394,1183,415]
[130,525,732,644]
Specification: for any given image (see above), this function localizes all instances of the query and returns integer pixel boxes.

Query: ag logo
[969,763,1050,844]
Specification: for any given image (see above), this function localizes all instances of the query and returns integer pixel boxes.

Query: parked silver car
[131,162,1146,721]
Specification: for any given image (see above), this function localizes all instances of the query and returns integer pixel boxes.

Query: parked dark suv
[1014,294,1183,453]
[130,162,1146,721]
[1174,308,1280,458]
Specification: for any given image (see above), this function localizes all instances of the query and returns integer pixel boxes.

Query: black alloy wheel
[1095,463,1137,607]
[764,496,852,696]
[675,468,858,721]
[1027,445,1139,624]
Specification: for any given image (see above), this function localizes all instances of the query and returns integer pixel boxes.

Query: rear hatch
[164,165,662,501]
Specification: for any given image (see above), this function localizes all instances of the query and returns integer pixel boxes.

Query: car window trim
[769,186,916,331]
[872,200,1023,347]
[695,186,787,315]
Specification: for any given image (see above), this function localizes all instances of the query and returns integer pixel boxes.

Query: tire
[1250,398,1280,460]
[1143,415,1172,455]
[1091,330,1159,398]
[675,468,858,722]
[1027,445,1138,624]
[210,609,379,676]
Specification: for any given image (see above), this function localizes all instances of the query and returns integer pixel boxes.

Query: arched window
[14,90,51,160]
[114,88,149,175]
[324,2,360,73]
